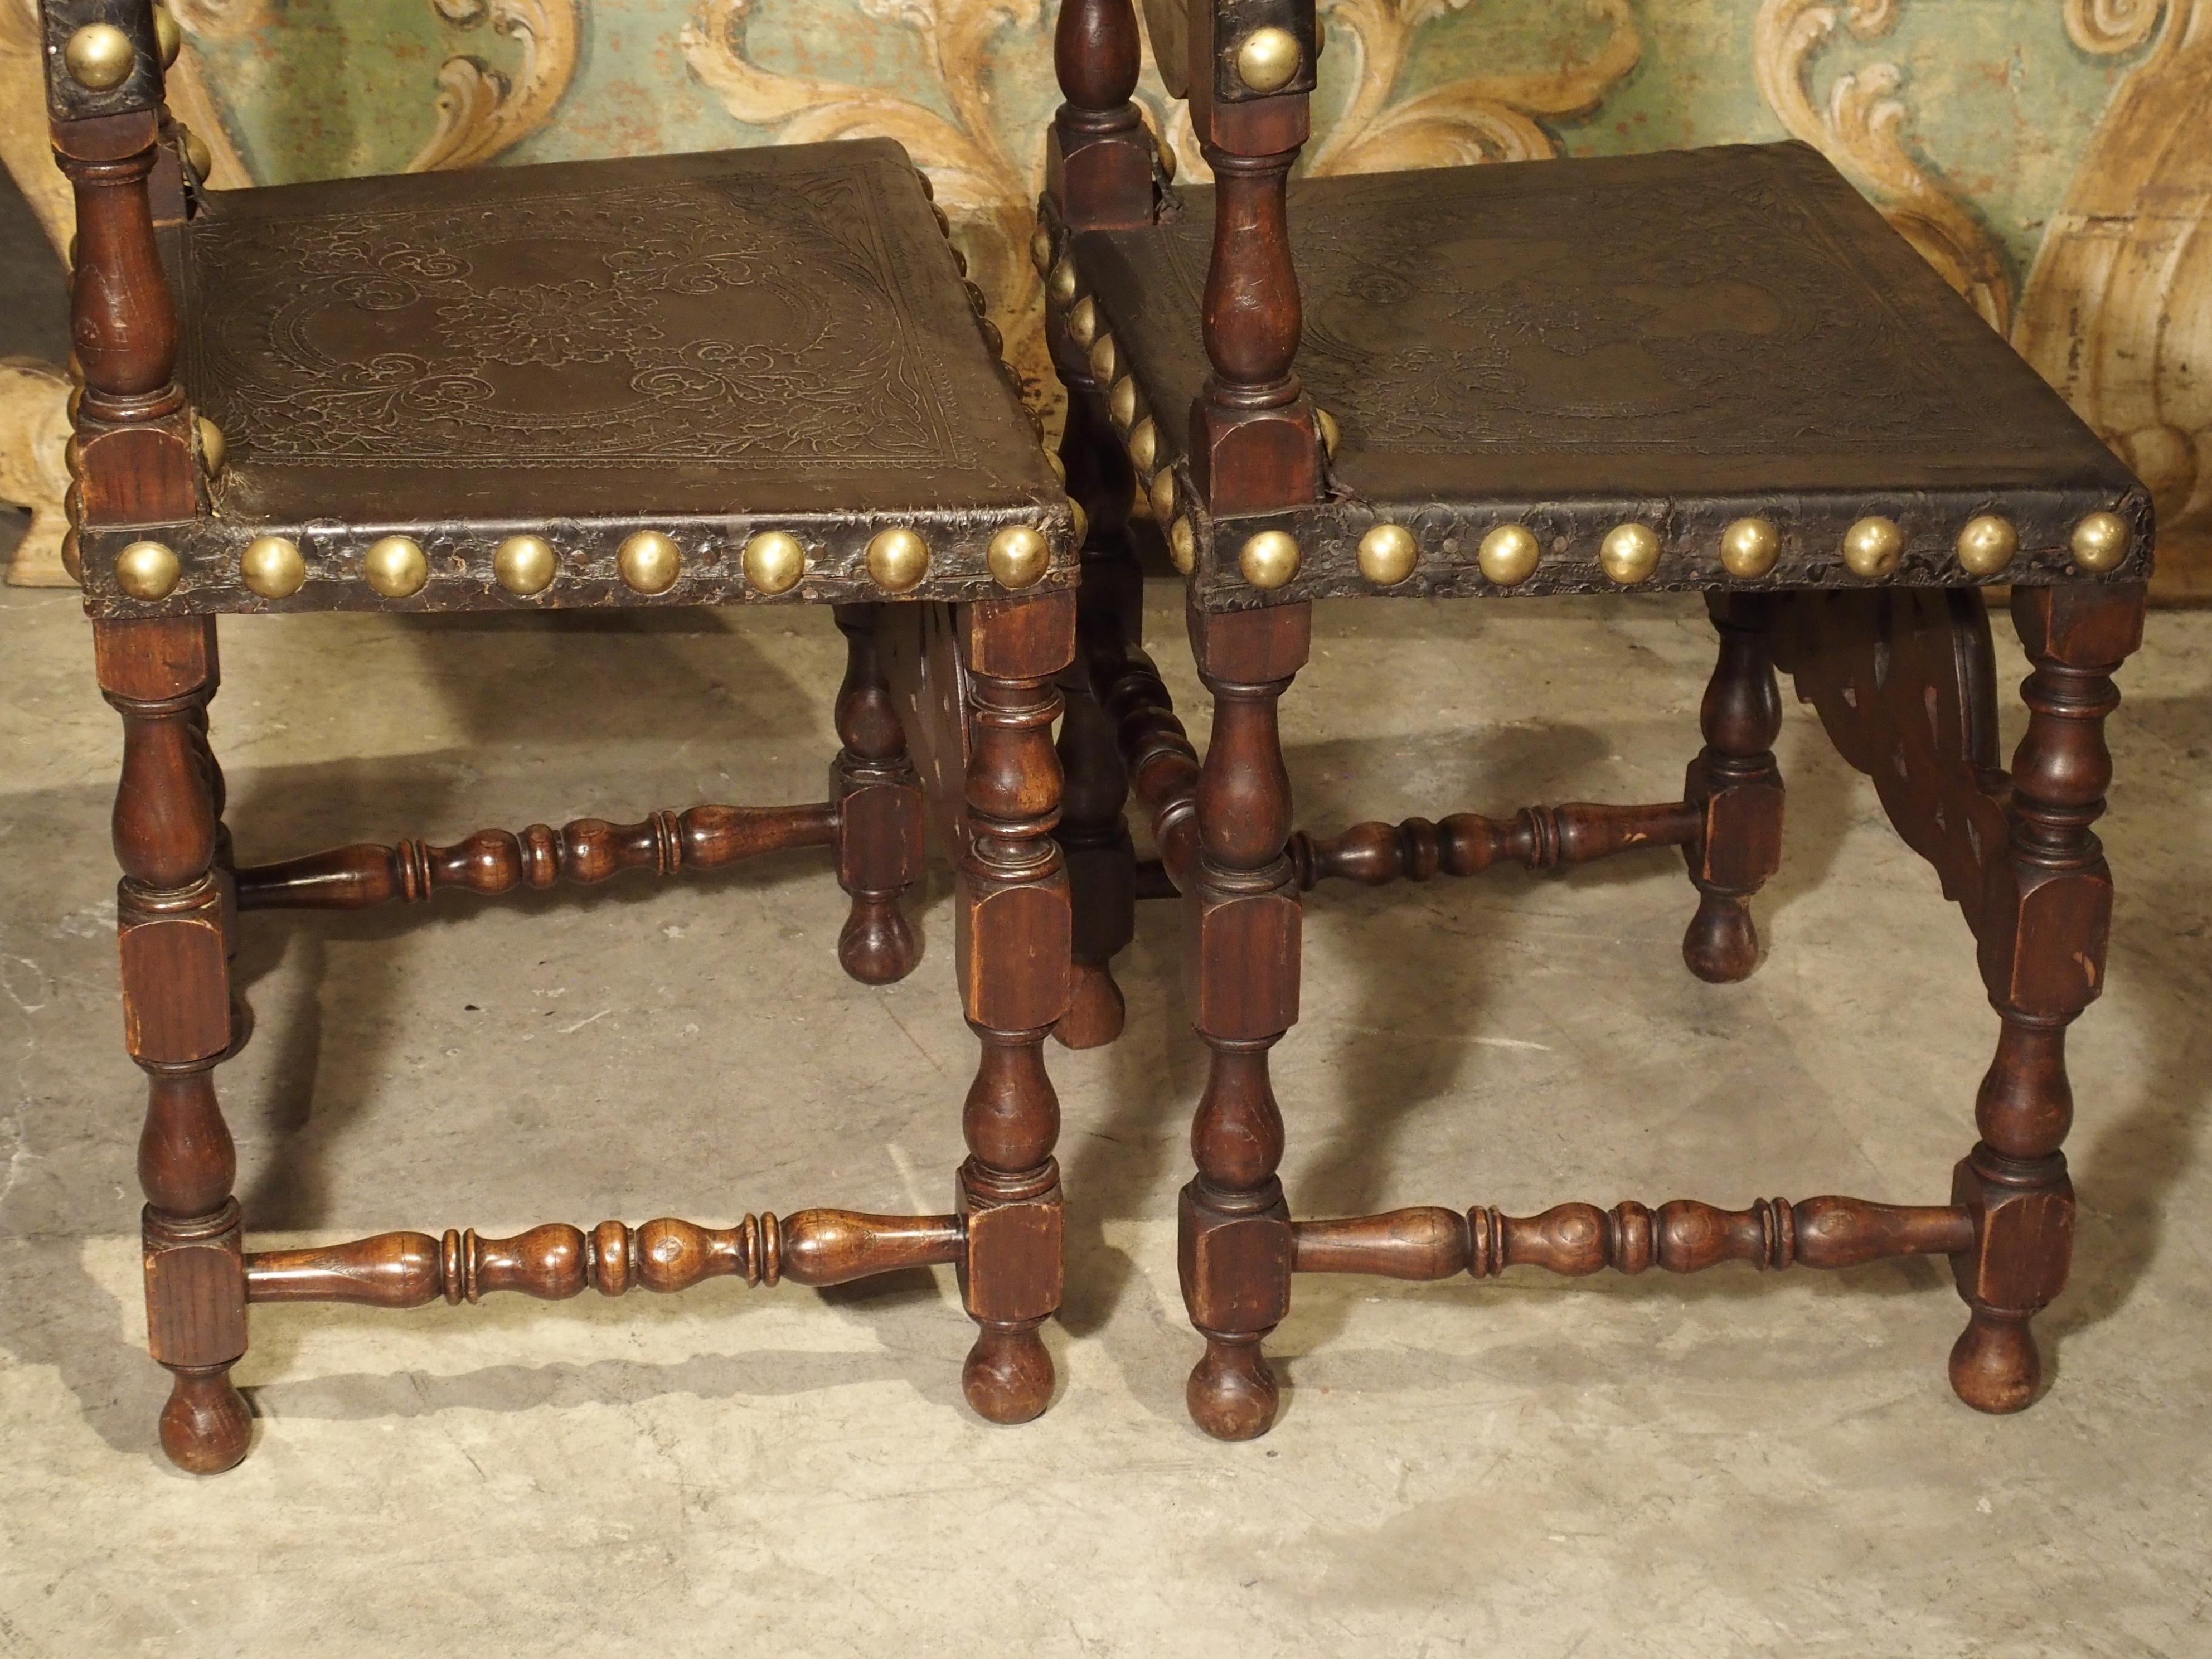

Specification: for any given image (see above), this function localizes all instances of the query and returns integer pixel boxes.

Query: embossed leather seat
[48,0,1079,1474]
[1039,0,2151,1442]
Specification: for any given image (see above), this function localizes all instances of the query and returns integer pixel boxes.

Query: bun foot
[1052,962,1126,1050]
[1187,1334,1279,1441]
[963,1321,1054,1424]
[838,895,920,986]
[1682,891,1759,984]
[1950,1307,2041,1414]
[159,1364,253,1473]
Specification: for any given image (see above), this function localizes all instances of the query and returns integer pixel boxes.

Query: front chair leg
[98,618,253,1473]
[1950,584,2144,1412]
[1682,592,1786,983]
[954,595,1076,1422]
[831,603,925,984]
[1181,603,1311,1440]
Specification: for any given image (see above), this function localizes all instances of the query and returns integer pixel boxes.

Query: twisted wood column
[1682,593,1786,982]
[831,603,925,984]
[1949,584,2145,1411]
[954,595,1076,1422]
[1181,602,1309,1439]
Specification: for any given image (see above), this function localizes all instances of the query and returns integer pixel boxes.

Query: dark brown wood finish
[1681,593,1787,983]
[49,0,1081,1467]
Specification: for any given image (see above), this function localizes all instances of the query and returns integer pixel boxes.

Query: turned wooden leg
[1949,584,2144,1413]
[1180,603,1309,1440]
[99,618,252,1473]
[954,595,1076,1422]
[832,603,925,985]
[1682,593,1785,983]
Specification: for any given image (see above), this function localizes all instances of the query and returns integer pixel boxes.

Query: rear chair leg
[99,617,252,1473]
[832,604,925,984]
[1683,593,1785,983]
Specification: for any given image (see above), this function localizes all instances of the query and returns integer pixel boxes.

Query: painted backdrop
[2,0,2207,590]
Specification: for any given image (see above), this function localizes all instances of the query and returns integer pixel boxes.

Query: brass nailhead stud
[2071,510,2130,573]
[1048,258,1078,307]
[1168,516,1197,575]
[240,535,304,599]
[195,415,225,476]
[1478,523,1540,587]
[363,535,428,598]
[988,525,1051,590]
[1043,449,1067,486]
[1089,333,1119,386]
[1068,297,1098,349]
[1240,530,1301,590]
[114,539,180,600]
[1316,407,1340,458]
[617,530,681,594]
[65,23,134,91]
[741,531,806,595]
[1720,517,1779,579]
[1128,417,1159,476]
[153,4,181,67]
[1029,226,1053,274]
[1148,469,1176,523]
[1069,498,1090,547]
[867,526,930,591]
[1842,516,1905,579]
[1357,523,1418,587]
[1236,26,1302,93]
[494,534,557,596]
[181,125,212,180]
[1109,377,1139,430]
[1955,514,2019,578]
[1600,522,1662,585]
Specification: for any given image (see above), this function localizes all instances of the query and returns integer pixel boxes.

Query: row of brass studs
[111,523,1056,604]
[62,4,182,91]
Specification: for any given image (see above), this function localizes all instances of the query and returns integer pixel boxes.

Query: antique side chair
[44,0,1080,1472]
[1037,0,2152,1437]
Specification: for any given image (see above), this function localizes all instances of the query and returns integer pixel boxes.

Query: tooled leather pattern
[184,166,972,472]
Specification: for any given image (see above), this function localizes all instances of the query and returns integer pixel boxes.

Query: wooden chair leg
[1949,584,2144,1412]
[1180,603,1310,1440]
[98,617,252,1474]
[1682,592,1786,983]
[953,594,1076,1423]
[832,603,925,985]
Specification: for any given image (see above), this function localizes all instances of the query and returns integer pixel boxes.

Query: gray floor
[1,580,2207,1656]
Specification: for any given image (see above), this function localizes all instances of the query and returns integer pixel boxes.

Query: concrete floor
[1,580,2208,1657]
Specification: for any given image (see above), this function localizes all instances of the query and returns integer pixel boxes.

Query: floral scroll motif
[410,0,581,172]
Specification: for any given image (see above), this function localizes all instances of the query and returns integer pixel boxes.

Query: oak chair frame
[1038,0,2152,1438]
[46,0,1078,1471]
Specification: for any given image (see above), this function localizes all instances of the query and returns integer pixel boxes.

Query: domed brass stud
[617,530,681,594]
[240,535,304,599]
[988,525,1051,590]
[1089,333,1118,386]
[1315,406,1340,459]
[2071,510,2130,573]
[914,167,934,200]
[493,534,557,596]
[363,535,428,598]
[1168,516,1197,576]
[1357,522,1417,587]
[1069,498,1090,546]
[930,202,952,239]
[1109,377,1139,430]
[1128,417,1158,476]
[181,125,212,181]
[964,279,988,317]
[1029,226,1053,274]
[741,530,806,595]
[65,23,134,91]
[1842,516,1905,579]
[1067,297,1098,350]
[1048,258,1077,307]
[1477,522,1540,588]
[114,540,180,601]
[1719,517,1779,579]
[1240,530,1300,590]
[195,415,225,477]
[1148,469,1176,523]
[1955,514,2018,578]
[152,3,181,67]
[1600,522,1662,585]
[867,526,929,592]
[1235,26,1302,93]
[1043,448,1067,486]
